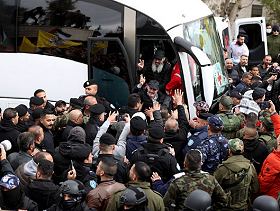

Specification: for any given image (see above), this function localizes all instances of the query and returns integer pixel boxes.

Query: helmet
[59,180,86,197]
[183,190,212,211]
[253,195,279,211]
[119,187,148,206]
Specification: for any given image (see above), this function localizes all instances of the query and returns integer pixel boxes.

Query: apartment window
[252,5,262,17]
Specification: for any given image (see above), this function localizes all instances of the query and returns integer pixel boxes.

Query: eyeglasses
[273,30,279,32]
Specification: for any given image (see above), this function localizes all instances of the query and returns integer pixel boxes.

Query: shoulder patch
[188,139,194,146]
[89,180,97,189]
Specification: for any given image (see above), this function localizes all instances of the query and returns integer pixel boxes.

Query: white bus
[0,0,228,118]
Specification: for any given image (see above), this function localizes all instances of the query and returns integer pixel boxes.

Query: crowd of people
[1,40,280,211]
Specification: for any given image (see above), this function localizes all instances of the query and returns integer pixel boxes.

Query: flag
[91,41,108,54]
[36,30,82,48]
[0,27,10,47]
[19,36,36,53]
[0,26,13,51]
[48,28,71,39]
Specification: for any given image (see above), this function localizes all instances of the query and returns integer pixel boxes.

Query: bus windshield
[183,15,228,100]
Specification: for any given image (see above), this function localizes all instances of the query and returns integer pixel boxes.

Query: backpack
[217,112,240,139]
[136,146,170,182]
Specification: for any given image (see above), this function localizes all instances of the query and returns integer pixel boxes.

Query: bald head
[84,96,97,106]
[165,117,178,133]
[28,125,44,144]
[69,109,84,125]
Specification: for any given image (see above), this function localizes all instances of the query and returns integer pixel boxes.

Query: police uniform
[197,116,229,174]
[182,112,213,156]
[214,139,259,211]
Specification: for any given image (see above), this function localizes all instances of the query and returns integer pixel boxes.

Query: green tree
[257,0,280,23]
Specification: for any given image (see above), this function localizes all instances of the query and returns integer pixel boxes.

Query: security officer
[61,143,97,194]
[15,104,30,132]
[84,104,105,146]
[80,79,113,114]
[119,187,150,211]
[28,96,44,115]
[163,149,228,210]
[183,190,212,211]
[253,195,279,211]
[182,112,213,156]
[216,96,241,139]
[214,138,259,211]
[259,116,277,152]
[197,115,229,174]
[130,122,179,183]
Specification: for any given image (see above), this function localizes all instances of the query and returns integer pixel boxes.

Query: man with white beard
[138,49,172,93]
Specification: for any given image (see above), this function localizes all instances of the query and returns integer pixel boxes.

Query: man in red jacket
[258,100,280,199]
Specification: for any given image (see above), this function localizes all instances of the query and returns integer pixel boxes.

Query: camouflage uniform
[214,139,259,211]
[197,133,229,174]
[217,111,241,139]
[259,116,277,152]
[214,155,259,210]
[163,169,228,211]
[106,181,164,211]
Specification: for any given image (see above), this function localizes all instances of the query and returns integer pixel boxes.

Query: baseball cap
[218,96,233,108]
[229,138,244,153]
[207,115,223,129]
[230,91,242,99]
[154,50,165,60]
[193,101,209,112]
[55,100,66,108]
[148,80,159,90]
[0,174,20,189]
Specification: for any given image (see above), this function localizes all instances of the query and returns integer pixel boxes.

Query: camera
[115,114,128,122]
[259,101,271,110]
[0,140,12,155]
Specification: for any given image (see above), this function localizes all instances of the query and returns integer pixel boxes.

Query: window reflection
[183,16,228,99]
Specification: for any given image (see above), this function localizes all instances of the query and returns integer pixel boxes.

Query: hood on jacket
[242,138,259,152]
[221,155,250,173]
[0,119,16,132]
[67,126,86,144]
[24,159,37,176]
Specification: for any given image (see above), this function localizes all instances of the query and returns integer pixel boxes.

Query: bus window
[88,38,132,108]
[16,0,123,62]
[183,16,228,99]
[0,0,16,52]
[187,55,202,102]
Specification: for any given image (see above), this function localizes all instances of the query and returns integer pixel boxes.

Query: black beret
[198,112,213,120]
[252,88,266,100]
[15,104,28,117]
[55,100,66,108]
[30,97,44,106]
[99,133,116,145]
[148,125,165,139]
[70,98,83,109]
[32,107,43,119]
[83,79,98,88]
[131,116,146,131]
[89,104,105,114]
[72,143,91,162]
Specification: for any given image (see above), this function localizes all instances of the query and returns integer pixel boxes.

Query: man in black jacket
[232,55,249,80]
[38,109,55,155]
[15,104,30,132]
[34,89,55,111]
[84,104,105,146]
[132,78,170,112]
[0,108,20,154]
[163,89,189,168]
[241,122,270,174]
[61,109,84,142]
[130,122,179,183]
[138,49,172,93]
[22,159,59,210]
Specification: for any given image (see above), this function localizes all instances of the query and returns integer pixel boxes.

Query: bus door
[235,17,267,66]
[87,37,133,108]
